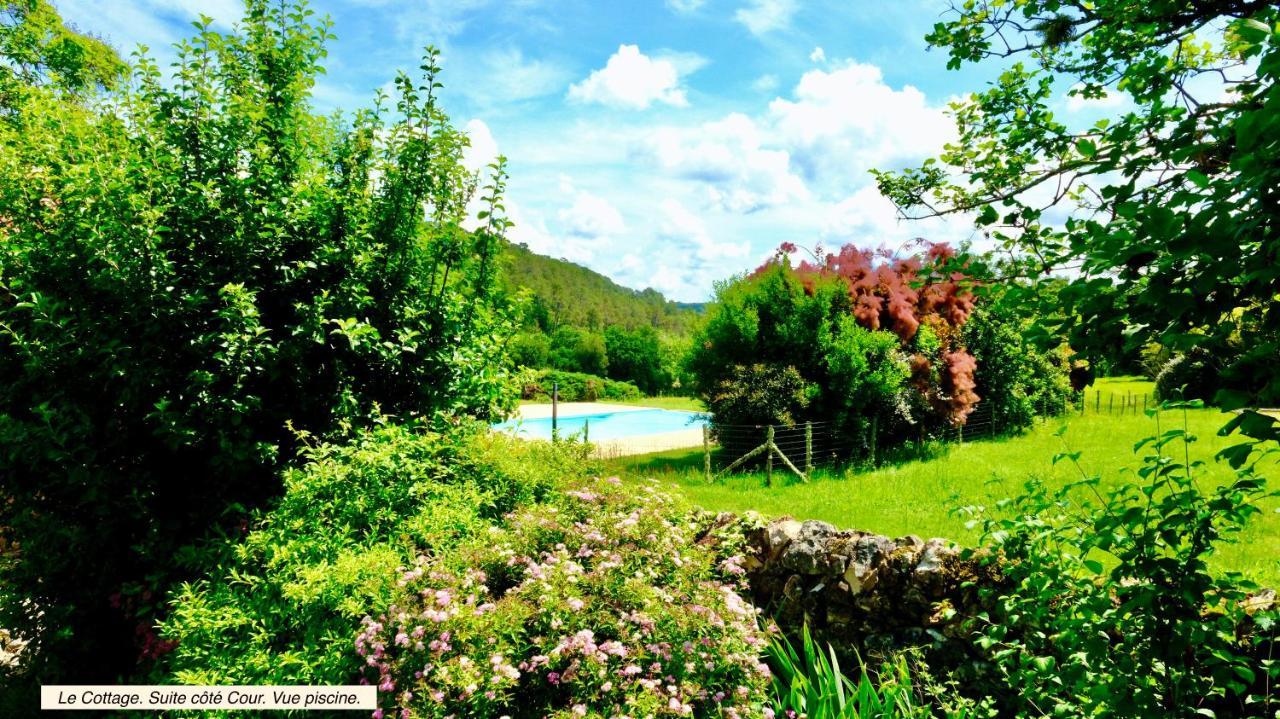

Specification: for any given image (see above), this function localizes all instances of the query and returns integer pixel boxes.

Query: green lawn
[608,378,1280,586]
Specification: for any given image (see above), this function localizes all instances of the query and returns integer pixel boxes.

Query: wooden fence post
[584,418,589,444]
[703,425,711,483]
[1095,390,1100,413]
[804,422,813,474]
[765,425,774,487]
[552,381,559,442]
[870,415,878,467]
[1108,394,1114,414]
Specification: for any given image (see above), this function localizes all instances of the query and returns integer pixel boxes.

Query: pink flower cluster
[355,478,773,718]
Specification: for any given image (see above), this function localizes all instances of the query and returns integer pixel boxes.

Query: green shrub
[359,477,773,718]
[687,254,999,462]
[1155,347,1223,402]
[522,368,643,402]
[510,331,553,369]
[956,405,1279,717]
[708,363,815,428]
[549,326,609,377]
[157,425,593,687]
[0,0,516,679]
[962,304,1077,432]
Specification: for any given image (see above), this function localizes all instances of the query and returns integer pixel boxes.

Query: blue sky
[56,0,1104,301]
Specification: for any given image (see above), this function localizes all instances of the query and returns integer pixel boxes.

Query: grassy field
[608,378,1280,586]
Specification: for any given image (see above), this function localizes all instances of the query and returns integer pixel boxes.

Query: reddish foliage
[759,241,981,423]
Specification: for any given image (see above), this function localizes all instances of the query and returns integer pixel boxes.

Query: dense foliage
[957,411,1279,717]
[962,302,1077,429]
[0,0,516,682]
[518,368,643,403]
[875,0,1280,410]
[686,243,1073,459]
[158,425,589,688]
[359,477,773,718]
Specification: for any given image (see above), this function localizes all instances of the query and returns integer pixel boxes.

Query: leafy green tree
[604,325,668,395]
[508,330,552,368]
[0,0,516,682]
[548,326,608,376]
[875,0,1280,413]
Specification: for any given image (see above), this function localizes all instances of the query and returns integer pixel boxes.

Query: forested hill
[501,241,701,334]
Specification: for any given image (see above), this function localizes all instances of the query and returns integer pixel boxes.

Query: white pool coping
[514,401,652,420]
[503,402,706,457]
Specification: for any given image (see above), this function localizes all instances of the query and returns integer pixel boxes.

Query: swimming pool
[493,408,709,441]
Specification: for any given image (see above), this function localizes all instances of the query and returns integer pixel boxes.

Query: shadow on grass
[610,431,1032,485]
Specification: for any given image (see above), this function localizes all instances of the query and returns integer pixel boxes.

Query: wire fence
[591,389,1180,475]
[702,396,1086,484]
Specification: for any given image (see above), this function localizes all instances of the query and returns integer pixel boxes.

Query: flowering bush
[357,478,773,718]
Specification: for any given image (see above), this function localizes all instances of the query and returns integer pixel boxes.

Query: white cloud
[767,61,954,188]
[558,187,626,238]
[457,48,569,105]
[752,74,779,92]
[642,113,809,213]
[462,119,500,173]
[568,45,696,110]
[809,46,826,63]
[735,0,798,36]
[658,199,747,260]
[507,202,596,264]
[566,195,625,237]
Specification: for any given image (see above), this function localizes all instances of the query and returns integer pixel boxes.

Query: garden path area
[609,378,1280,586]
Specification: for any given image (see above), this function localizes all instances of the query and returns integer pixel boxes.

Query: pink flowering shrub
[357,477,772,718]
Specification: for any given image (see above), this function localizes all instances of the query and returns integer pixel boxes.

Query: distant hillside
[501,241,700,334]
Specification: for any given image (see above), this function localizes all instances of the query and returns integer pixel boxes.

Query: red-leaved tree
[765,241,980,424]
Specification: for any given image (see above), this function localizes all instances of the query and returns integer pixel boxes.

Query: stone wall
[736,517,1001,647]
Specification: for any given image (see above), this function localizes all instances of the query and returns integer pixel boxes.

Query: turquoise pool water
[494,408,709,440]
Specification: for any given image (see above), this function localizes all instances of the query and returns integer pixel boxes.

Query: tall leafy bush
[0,0,516,680]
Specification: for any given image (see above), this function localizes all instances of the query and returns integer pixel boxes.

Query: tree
[874,0,1280,416]
[0,0,516,682]
[604,325,668,395]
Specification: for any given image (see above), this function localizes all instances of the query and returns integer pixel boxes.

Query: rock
[761,519,803,561]
[915,539,953,575]
[780,520,841,575]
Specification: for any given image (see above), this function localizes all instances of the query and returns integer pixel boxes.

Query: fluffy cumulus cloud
[461,119,500,173]
[633,59,951,220]
[620,199,749,300]
[767,61,954,187]
[568,45,696,109]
